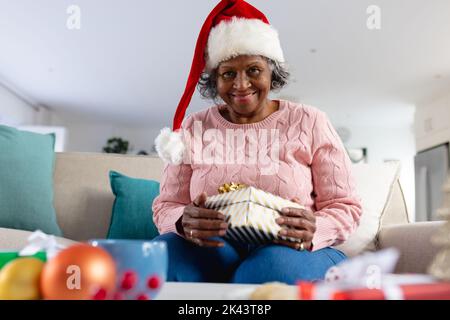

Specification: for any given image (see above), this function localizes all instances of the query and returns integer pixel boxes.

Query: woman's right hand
[178,192,228,247]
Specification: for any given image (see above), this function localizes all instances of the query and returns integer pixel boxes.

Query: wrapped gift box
[205,186,305,245]
[298,281,450,300]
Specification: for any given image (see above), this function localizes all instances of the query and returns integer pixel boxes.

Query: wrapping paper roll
[205,187,305,245]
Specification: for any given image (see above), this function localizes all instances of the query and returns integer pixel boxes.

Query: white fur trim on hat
[154,127,186,165]
[206,17,284,71]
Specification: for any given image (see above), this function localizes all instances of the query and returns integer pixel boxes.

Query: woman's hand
[178,192,229,247]
[274,198,316,251]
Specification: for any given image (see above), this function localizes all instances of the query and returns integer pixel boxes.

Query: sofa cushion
[334,161,401,257]
[0,125,62,236]
[52,153,165,241]
[377,221,445,274]
[107,171,160,240]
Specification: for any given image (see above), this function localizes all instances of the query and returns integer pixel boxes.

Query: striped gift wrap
[205,187,305,245]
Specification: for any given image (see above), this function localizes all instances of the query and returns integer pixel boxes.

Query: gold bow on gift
[218,182,248,194]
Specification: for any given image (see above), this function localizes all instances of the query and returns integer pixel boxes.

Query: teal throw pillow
[0,125,62,236]
[107,171,160,240]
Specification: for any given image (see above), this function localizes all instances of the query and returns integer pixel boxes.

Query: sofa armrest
[377,221,446,274]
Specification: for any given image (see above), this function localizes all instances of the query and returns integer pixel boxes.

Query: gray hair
[197,57,290,104]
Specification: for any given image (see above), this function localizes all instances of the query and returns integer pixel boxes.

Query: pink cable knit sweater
[152,100,362,251]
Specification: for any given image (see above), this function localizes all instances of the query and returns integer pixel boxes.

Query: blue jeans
[152,233,346,285]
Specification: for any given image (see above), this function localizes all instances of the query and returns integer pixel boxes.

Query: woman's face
[216,55,272,117]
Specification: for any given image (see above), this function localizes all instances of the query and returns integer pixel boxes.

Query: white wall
[0,83,37,125]
[51,114,161,154]
[0,83,69,150]
[415,91,450,152]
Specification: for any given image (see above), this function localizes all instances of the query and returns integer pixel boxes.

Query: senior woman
[152,0,362,284]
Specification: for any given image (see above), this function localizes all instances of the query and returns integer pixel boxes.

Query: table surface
[156,282,266,300]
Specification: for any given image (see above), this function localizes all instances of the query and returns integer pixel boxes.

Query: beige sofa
[0,152,445,275]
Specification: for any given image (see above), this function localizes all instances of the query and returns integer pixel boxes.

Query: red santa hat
[155,0,284,164]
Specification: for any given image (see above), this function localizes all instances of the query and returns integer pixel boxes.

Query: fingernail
[279,229,287,235]
[281,208,289,214]
[276,218,284,224]
[220,223,228,228]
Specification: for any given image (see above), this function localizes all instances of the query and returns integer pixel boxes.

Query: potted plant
[102,137,129,154]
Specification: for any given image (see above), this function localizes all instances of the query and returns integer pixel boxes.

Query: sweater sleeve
[152,115,195,235]
[152,162,193,235]
[309,111,362,251]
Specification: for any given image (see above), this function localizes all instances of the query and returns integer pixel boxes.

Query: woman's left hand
[274,198,316,251]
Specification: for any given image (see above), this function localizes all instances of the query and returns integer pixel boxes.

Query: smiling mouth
[230,92,257,98]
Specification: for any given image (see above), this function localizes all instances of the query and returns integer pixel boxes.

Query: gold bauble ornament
[0,257,44,300]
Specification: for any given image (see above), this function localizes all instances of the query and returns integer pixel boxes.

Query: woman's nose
[233,72,251,89]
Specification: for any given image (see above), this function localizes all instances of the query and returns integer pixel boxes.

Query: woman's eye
[221,71,235,79]
[248,68,261,75]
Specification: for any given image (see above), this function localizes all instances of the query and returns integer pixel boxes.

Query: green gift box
[0,251,47,270]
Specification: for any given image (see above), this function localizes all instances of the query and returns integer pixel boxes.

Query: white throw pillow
[333,161,401,257]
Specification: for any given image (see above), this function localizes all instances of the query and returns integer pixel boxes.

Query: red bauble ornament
[113,292,125,300]
[136,293,149,300]
[120,270,137,290]
[92,288,108,300]
[40,243,116,300]
[147,275,160,290]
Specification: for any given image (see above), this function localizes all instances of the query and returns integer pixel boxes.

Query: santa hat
[155,0,284,164]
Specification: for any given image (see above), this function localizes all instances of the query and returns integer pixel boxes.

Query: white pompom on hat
[154,0,284,164]
[154,128,186,165]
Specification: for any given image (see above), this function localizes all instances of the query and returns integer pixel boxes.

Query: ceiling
[0,0,449,127]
